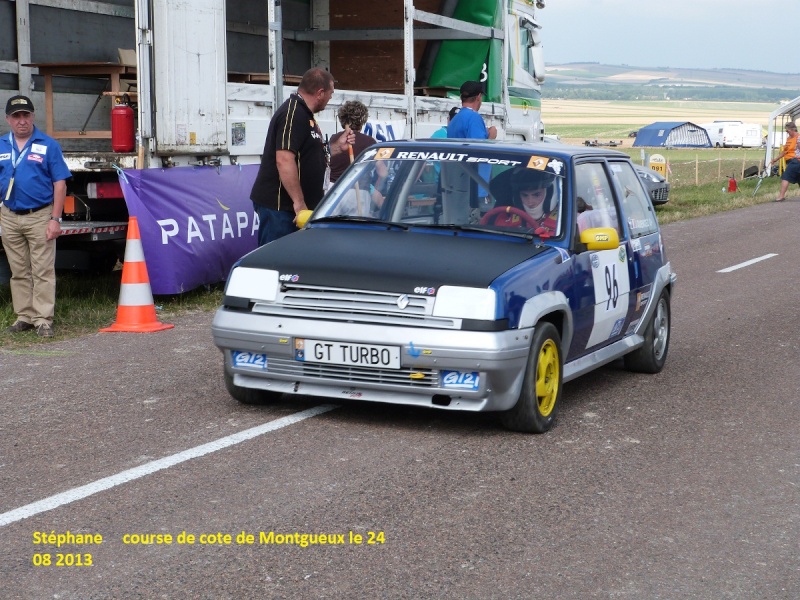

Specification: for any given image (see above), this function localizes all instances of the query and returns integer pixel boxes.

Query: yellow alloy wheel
[501,321,562,433]
[536,339,560,417]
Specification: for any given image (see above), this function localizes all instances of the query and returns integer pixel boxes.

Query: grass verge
[0,272,224,349]
[656,171,781,225]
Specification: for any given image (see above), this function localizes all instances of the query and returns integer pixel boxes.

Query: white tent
[765,97,800,166]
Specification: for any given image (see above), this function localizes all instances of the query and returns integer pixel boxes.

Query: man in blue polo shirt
[448,81,497,210]
[447,80,498,140]
[0,95,71,337]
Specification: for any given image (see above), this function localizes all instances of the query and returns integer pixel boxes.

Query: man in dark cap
[448,81,497,208]
[0,95,71,337]
[447,80,498,140]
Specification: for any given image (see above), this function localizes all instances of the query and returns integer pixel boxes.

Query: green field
[540,99,784,223]
[619,146,769,186]
[543,99,778,150]
[543,99,777,132]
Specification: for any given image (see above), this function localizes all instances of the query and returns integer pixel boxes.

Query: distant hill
[547,63,800,89]
[544,63,800,102]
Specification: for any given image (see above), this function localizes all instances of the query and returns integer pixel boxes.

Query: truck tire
[224,369,281,405]
[501,322,563,434]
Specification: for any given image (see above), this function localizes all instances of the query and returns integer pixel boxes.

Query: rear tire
[624,289,670,373]
[501,322,562,434]
[224,369,282,405]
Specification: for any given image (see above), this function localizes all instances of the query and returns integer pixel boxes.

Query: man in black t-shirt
[250,68,355,246]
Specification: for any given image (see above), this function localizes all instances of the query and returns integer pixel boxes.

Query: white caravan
[702,121,763,148]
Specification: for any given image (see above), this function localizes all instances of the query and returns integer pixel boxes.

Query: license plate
[295,338,400,369]
[232,351,267,370]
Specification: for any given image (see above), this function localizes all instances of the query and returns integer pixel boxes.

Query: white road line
[717,253,778,273]
[0,405,338,528]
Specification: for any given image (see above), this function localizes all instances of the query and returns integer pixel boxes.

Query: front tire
[501,322,563,433]
[224,369,282,405]
[624,289,670,373]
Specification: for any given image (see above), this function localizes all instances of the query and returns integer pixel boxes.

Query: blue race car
[212,140,676,433]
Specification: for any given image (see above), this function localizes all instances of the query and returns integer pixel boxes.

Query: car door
[568,160,633,357]
[607,159,663,334]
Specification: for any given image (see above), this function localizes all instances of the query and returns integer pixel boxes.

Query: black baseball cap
[6,95,35,115]
[459,81,484,99]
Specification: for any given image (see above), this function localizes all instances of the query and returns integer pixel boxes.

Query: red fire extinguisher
[727,176,738,193]
[111,97,135,153]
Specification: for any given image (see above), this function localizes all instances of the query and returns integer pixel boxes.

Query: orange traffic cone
[100,216,174,333]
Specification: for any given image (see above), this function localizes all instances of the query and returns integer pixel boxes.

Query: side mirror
[296,209,313,228]
[579,227,620,251]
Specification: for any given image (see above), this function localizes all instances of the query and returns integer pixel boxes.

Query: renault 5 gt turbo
[211,140,676,433]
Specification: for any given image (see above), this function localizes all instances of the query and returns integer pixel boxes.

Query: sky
[540,0,790,73]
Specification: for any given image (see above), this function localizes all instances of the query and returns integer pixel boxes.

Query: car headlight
[433,286,497,320]
[639,170,660,183]
[225,267,280,302]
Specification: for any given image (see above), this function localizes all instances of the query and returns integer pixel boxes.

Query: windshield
[313,146,566,239]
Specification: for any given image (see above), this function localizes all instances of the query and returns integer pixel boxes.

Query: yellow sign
[648,154,666,176]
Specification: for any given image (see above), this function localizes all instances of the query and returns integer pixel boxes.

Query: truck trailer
[0,0,548,292]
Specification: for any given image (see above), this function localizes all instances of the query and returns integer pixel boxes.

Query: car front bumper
[211,308,534,412]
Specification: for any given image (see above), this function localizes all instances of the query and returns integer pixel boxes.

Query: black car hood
[237,226,549,294]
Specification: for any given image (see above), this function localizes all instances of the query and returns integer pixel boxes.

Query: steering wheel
[480,205,539,229]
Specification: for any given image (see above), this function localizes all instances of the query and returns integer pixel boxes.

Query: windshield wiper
[310,215,408,230]
[412,223,538,240]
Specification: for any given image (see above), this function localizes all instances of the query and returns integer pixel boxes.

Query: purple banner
[119,165,259,294]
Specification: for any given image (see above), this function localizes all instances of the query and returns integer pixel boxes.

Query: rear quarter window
[609,161,659,238]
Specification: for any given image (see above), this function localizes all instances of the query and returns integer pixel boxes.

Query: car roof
[387,138,630,161]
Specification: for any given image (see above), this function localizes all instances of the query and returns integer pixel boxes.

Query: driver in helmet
[509,168,560,236]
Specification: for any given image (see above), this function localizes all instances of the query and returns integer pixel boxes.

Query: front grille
[283,285,429,316]
[651,187,669,202]
[265,356,440,387]
[252,284,458,328]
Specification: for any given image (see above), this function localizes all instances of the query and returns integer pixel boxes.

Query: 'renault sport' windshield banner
[119,165,259,294]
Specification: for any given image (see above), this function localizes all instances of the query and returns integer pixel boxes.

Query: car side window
[574,162,621,236]
[608,161,658,238]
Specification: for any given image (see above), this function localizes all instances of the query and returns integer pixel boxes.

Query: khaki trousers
[0,205,56,327]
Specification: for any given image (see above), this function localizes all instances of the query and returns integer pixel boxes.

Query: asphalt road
[1,200,798,599]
